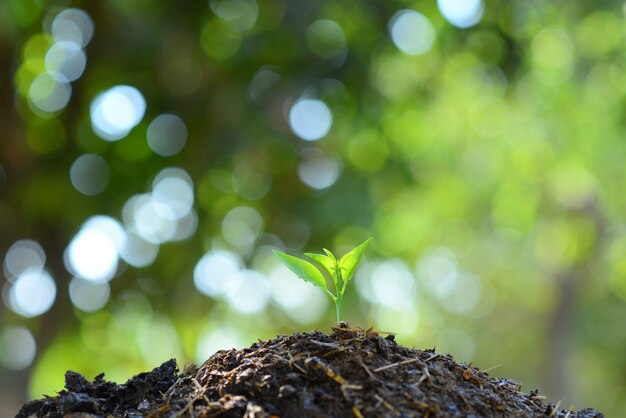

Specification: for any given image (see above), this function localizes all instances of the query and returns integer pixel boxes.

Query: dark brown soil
[17,323,603,418]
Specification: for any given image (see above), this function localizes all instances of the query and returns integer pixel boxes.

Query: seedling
[273,238,372,322]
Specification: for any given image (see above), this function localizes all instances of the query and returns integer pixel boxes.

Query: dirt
[17,323,604,418]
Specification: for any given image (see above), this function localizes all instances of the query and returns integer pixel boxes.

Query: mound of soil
[18,323,603,418]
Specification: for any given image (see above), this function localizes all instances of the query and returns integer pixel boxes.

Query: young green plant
[272,238,372,322]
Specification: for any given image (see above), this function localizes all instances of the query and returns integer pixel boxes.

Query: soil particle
[17,323,604,418]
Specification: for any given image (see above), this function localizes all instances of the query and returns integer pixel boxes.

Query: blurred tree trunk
[545,198,605,404]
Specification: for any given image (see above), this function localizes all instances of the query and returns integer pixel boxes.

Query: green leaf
[304,252,335,277]
[273,250,328,291]
[339,238,372,286]
[323,248,337,263]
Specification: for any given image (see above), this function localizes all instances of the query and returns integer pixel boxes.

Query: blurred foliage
[1,0,625,415]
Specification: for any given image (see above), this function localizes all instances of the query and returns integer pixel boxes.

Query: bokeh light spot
[194,250,243,297]
[532,28,574,70]
[225,269,270,314]
[51,8,94,47]
[66,216,124,282]
[45,41,86,82]
[297,148,340,190]
[3,239,46,282]
[416,247,459,299]
[288,99,333,141]
[0,327,36,371]
[389,10,436,56]
[90,85,146,141]
[196,328,243,363]
[437,0,484,29]
[152,168,194,218]
[221,206,264,250]
[28,72,71,113]
[248,67,281,105]
[9,268,57,318]
[305,20,346,59]
[70,153,111,196]
[69,277,110,312]
[119,232,159,268]
[147,114,188,157]
[210,0,259,32]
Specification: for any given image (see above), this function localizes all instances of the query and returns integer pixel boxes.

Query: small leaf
[273,250,328,290]
[323,248,337,263]
[339,238,372,286]
[323,249,339,276]
[304,252,335,277]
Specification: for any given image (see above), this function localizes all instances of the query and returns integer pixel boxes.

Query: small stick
[373,394,401,417]
[548,400,563,417]
[425,353,439,362]
[307,358,347,385]
[309,339,341,348]
[563,405,574,418]
[373,358,421,372]
[352,406,365,418]
[482,363,503,373]
[358,358,376,379]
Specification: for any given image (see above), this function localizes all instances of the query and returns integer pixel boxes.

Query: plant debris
[17,323,604,417]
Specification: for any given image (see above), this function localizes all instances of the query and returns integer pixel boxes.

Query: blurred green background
[1,0,624,415]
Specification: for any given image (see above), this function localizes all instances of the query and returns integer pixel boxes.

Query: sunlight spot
[225,269,270,314]
[248,67,281,104]
[69,277,110,312]
[45,41,86,81]
[51,8,94,47]
[171,209,199,242]
[196,328,244,363]
[66,216,124,282]
[9,268,56,317]
[29,72,71,113]
[90,85,146,141]
[370,259,416,309]
[442,273,482,314]
[194,250,243,298]
[210,0,259,32]
[137,317,182,364]
[297,148,340,190]
[119,232,159,268]
[147,114,188,157]
[532,28,574,70]
[389,10,436,56]
[289,99,333,141]
[357,259,417,309]
[437,0,484,28]
[70,153,111,196]
[221,206,264,250]
[0,327,36,371]
[152,168,194,219]
[3,240,46,282]
[305,20,346,59]
[415,247,459,299]
[124,194,177,244]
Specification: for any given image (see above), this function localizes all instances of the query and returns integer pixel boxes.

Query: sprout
[273,238,372,322]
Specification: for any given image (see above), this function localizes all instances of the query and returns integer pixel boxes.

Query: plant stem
[335,294,343,322]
